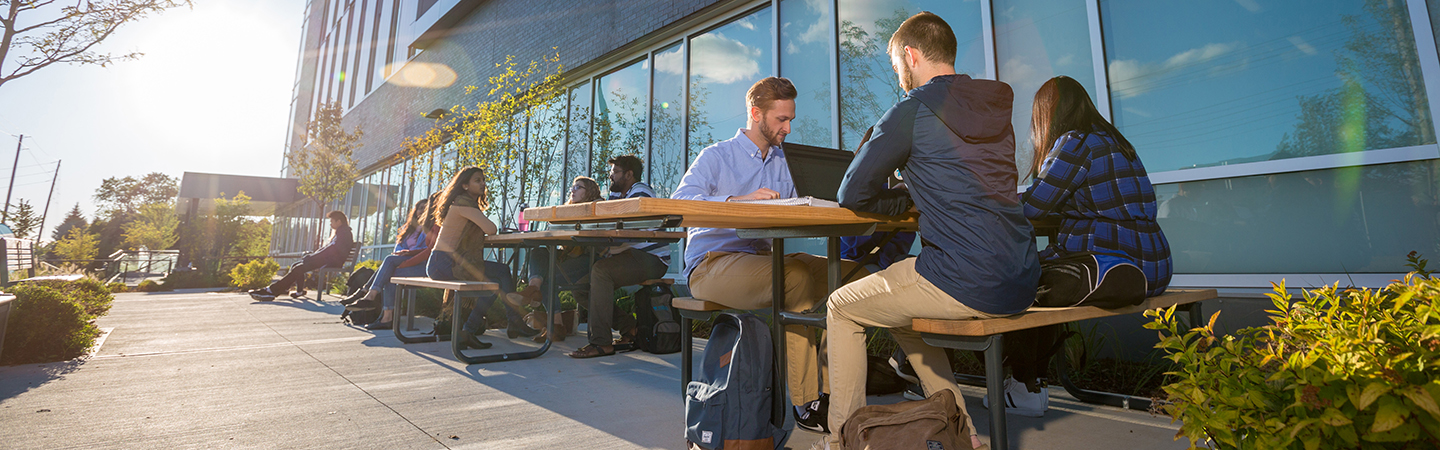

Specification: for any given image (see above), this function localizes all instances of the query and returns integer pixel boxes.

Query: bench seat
[390,277,499,292]
[671,297,726,312]
[912,288,1217,336]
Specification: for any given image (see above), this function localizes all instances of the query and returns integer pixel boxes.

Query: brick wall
[338,0,724,172]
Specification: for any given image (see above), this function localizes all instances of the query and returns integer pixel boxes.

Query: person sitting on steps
[249,210,354,301]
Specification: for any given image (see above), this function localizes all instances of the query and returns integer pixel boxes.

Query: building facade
[274,0,1440,306]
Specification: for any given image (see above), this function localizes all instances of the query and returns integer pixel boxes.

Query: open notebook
[732,196,840,208]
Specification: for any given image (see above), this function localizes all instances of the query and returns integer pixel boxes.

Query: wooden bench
[310,242,364,301]
[912,288,1217,450]
[390,277,502,364]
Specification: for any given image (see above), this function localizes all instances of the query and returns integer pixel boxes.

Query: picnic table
[392,229,684,364]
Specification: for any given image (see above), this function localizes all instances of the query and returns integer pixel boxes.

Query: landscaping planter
[0,294,14,358]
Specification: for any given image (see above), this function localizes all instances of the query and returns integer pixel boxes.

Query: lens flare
[384,62,458,88]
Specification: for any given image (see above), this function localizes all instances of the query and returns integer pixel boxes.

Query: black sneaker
[795,393,830,433]
[249,288,276,302]
[889,350,920,385]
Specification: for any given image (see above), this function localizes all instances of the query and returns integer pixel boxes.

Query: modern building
[273,0,1440,333]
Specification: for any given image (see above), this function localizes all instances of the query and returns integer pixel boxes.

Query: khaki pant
[825,258,1004,445]
[689,251,866,405]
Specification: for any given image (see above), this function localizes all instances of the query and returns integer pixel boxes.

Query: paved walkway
[0,290,1192,449]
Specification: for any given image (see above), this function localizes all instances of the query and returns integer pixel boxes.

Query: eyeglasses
[570,186,585,191]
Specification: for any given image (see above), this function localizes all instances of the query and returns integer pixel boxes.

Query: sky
[0,0,306,242]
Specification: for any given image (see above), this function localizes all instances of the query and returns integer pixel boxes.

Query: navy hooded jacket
[838,74,1040,315]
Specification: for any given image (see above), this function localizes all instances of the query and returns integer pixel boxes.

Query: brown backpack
[838,389,974,450]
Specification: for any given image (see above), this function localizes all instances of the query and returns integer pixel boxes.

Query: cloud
[655,46,683,75]
[1233,0,1262,13]
[1287,36,1317,55]
[1001,58,1038,88]
[1056,54,1076,68]
[691,33,761,84]
[1108,42,1242,98]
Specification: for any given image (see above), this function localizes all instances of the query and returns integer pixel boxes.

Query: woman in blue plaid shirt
[1021,76,1172,296]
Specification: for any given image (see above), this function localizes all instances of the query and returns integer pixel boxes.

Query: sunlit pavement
[0,290,1192,449]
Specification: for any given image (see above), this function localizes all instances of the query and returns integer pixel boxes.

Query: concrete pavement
[0,290,1192,449]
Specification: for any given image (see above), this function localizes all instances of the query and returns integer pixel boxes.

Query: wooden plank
[527,197,917,230]
[483,230,686,244]
[390,276,500,291]
[912,289,1218,336]
[672,297,728,312]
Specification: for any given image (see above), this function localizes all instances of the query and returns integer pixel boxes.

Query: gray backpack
[685,313,790,450]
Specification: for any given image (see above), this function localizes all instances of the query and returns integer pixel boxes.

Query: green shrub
[228,259,279,290]
[0,283,103,365]
[18,277,113,318]
[159,270,222,290]
[1147,258,1440,449]
[106,282,128,293]
[135,279,163,292]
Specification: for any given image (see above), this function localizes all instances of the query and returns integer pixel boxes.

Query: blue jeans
[368,254,426,308]
[427,250,520,333]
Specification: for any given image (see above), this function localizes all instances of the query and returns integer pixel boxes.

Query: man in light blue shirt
[672,77,865,431]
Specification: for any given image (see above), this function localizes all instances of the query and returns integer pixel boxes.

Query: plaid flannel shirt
[1023,130,1173,296]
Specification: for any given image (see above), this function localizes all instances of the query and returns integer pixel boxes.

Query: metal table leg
[394,285,443,344]
[921,333,1008,450]
[771,238,787,429]
[450,243,556,364]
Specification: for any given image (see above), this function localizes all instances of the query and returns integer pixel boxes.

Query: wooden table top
[524,197,918,230]
[484,229,687,244]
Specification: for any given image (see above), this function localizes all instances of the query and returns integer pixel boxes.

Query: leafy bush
[228,259,279,290]
[1147,257,1440,449]
[1,280,110,365]
[106,282,128,293]
[159,270,223,290]
[135,279,163,292]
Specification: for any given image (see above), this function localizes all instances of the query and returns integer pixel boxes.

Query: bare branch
[0,0,191,89]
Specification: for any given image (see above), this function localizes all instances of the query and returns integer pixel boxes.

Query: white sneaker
[981,376,1048,417]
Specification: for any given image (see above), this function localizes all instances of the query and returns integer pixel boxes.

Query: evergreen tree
[8,199,38,239]
[51,204,87,242]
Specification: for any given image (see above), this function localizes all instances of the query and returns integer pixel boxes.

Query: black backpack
[632,283,681,354]
[686,313,790,450]
[339,267,378,326]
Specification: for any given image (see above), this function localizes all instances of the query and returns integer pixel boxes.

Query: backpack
[633,283,681,354]
[1035,251,1146,308]
[838,389,973,450]
[686,313,790,450]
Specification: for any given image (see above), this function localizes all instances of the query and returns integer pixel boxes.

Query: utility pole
[37,160,60,244]
[3,134,20,222]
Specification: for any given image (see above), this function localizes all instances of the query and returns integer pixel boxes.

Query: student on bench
[820,12,1040,450]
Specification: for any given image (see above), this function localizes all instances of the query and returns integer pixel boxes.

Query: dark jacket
[838,74,1040,315]
[308,225,354,267]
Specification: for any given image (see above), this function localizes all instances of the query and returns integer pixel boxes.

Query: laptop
[779,142,854,202]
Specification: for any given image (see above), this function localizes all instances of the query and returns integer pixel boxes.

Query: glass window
[1430,0,1440,51]
[1103,0,1436,173]
[592,59,650,182]
[567,82,593,185]
[1157,160,1439,273]
[781,0,836,148]
[995,0,1096,182]
[528,94,569,206]
[838,0,987,150]
[689,7,774,157]
[651,42,687,197]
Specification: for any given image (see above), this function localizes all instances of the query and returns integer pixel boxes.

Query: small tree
[0,0,193,90]
[51,203,87,242]
[8,198,38,239]
[53,227,98,261]
[93,172,178,217]
[291,101,360,207]
[122,202,178,250]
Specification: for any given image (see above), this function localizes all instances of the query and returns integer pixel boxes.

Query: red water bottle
[516,202,530,232]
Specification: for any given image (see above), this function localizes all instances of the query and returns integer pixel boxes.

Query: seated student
[672,76,867,431]
[342,195,440,330]
[426,166,537,350]
[823,12,1039,449]
[1022,75,1172,297]
[508,177,602,312]
[250,210,355,301]
[567,154,669,358]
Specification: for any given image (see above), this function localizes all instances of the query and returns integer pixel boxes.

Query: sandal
[568,344,615,359]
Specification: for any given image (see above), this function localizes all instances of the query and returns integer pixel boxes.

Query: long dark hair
[1031,76,1136,177]
[395,193,438,242]
[429,165,489,225]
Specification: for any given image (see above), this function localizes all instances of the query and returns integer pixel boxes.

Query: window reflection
[528,96,568,207]
[567,82,592,186]
[593,60,650,182]
[1103,0,1435,173]
[995,0,1095,183]
[838,0,986,151]
[689,7,774,157]
[781,0,836,148]
[651,42,686,197]
[1156,160,1439,273]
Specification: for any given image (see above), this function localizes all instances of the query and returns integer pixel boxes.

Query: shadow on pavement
[0,359,86,402]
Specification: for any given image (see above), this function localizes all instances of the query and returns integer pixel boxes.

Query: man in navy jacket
[821,12,1039,449]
